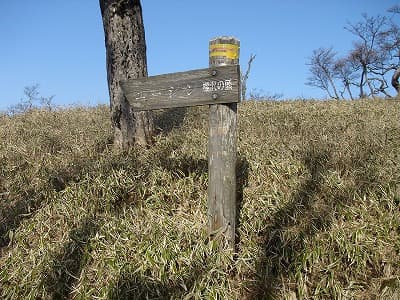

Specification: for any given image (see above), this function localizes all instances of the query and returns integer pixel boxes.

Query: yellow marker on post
[209,37,240,66]
[209,44,240,60]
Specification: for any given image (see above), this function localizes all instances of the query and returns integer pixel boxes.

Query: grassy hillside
[0,100,399,299]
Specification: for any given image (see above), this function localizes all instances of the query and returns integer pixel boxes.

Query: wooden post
[208,37,240,249]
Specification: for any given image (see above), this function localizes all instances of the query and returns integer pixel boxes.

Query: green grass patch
[0,100,399,299]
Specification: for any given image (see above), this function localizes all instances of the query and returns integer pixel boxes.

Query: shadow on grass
[44,216,99,300]
[249,144,386,298]
[251,149,331,299]
[0,158,93,254]
[108,264,205,300]
[160,155,208,178]
[160,151,249,248]
[0,195,37,250]
[1,114,250,297]
[40,144,208,298]
[154,107,187,135]
[236,154,250,248]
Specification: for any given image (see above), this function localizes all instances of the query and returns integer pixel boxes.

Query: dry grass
[0,100,399,299]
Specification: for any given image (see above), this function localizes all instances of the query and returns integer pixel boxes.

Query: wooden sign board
[121,65,240,111]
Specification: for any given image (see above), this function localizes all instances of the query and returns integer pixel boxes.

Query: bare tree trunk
[365,74,376,99]
[327,76,340,100]
[99,0,154,149]
[344,82,354,100]
[392,67,400,98]
[359,68,367,98]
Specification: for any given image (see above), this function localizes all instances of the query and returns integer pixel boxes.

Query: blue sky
[0,1,398,111]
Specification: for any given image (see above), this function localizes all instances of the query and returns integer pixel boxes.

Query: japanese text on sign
[202,79,233,92]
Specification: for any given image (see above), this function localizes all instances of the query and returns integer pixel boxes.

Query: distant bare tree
[8,85,39,114]
[23,84,40,109]
[306,47,340,99]
[40,95,55,111]
[249,88,283,101]
[309,9,400,99]
[345,14,389,98]
[241,54,256,100]
[8,84,55,114]
[334,57,357,100]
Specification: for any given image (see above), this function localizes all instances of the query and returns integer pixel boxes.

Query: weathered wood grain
[121,65,240,111]
[208,37,239,250]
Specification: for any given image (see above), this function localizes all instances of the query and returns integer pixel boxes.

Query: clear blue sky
[0,1,398,111]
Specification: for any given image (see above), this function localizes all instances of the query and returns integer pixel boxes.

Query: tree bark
[99,0,154,149]
[326,74,340,100]
[345,82,354,100]
[359,68,367,98]
[392,67,400,98]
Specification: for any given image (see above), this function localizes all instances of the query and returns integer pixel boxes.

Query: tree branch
[241,54,256,100]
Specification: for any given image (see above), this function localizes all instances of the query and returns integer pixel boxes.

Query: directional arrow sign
[120,65,240,111]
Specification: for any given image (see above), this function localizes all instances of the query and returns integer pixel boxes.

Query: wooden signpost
[121,36,240,249]
[121,65,240,111]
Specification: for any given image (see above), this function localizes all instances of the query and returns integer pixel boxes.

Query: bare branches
[306,47,340,99]
[388,5,400,14]
[307,9,400,99]
[334,57,357,100]
[8,85,55,114]
[345,14,387,48]
[241,54,256,100]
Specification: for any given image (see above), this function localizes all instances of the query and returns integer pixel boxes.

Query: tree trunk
[366,74,376,99]
[343,83,354,100]
[99,0,154,149]
[359,68,366,98]
[327,75,340,100]
[392,67,400,98]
